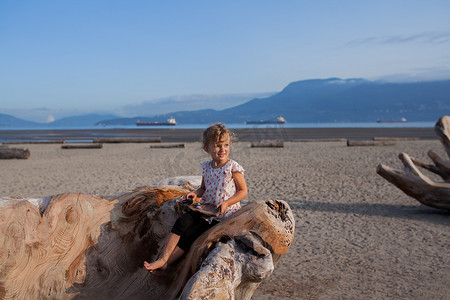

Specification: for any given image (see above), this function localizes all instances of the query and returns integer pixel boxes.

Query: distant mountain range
[2,78,449,128]
[0,113,119,128]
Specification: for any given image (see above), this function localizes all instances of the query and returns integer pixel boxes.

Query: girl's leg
[177,219,219,251]
[144,233,180,272]
[144,212,195,272]
[144,212,215,272]
[166,246,185,265]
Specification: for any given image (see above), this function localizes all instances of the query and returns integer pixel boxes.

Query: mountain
[3,78,450,128]
[219,78,450,122]
[0,113,41,128]
[48,114,120,127]
[0,113,120,128]
[100,78,450,124]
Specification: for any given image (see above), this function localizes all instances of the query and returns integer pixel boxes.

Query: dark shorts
[171,211,219,251]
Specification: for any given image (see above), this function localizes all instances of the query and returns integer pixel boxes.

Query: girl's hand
[216,201,229,215]
[183,192,197,201]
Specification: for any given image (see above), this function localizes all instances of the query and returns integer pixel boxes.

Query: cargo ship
[136,117,177,126]
[245,116,286,125]
[376,118,407,123]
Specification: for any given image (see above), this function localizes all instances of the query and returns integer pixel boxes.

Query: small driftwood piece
[347,140,395,147]
[0,147,30,159]
[181,198,220,217]
[93,137,162,143]
[377,115,450,211]
[251,140,284,148]
[0,179,294,299]
[150,143,185,149]
[61,143,103,149]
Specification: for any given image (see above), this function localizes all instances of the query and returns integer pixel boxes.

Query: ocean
[0,121,436,131]
[0,122,438,143]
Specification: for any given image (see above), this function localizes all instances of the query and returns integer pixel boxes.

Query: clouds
[346,31,450,47]
[375,66,450,82]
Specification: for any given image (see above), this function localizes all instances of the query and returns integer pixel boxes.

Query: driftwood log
[93,137,162,143]
[0,147,30,159]
[347,140,395,147]
[377,115,450,211]
[251,140,284,148]
[61,143,103,149]
[373,137,420,141]
[150,143,186,149]
[295,138,346,142]
[0,178,294,299]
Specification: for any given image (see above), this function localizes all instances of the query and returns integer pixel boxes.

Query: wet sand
[1,136,449,299]
[0,127,437,143]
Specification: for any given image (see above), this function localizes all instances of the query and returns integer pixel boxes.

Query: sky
[1,0,450,122]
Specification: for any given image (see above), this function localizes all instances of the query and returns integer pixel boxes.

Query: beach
[1,134,449,299]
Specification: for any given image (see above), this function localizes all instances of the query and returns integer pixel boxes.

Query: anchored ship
[376,118,407,123]
[136,117,177,126]
[245,116,286,125]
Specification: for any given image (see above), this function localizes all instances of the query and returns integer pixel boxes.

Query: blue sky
[1,0,449,122]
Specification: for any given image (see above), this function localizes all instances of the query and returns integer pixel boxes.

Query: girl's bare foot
[144,260,167,272]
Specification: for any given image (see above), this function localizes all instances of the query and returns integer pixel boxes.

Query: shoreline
[0,127,437,143]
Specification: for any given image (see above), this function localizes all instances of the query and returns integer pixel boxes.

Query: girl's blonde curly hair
[202,123,233,148]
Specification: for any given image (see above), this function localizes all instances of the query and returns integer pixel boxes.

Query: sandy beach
[1,136,449,299]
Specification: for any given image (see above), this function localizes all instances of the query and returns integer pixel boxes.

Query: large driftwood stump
[377,115,450,211]
[0,178,294,299]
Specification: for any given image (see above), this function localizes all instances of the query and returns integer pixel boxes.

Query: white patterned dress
[200,159,245,221]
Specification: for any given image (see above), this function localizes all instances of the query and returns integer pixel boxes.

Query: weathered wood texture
[435,115,450,158]
[175,199,294,300]
[347,140,395,147]
[0,182,294,299]
[377,115,450,211]
[61,143,103,149]
[0,147,30,159]
[93,137,162,143]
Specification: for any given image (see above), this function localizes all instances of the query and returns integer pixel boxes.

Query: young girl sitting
[144,123,248,272]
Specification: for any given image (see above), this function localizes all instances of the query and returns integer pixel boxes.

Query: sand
[1,139,449,299]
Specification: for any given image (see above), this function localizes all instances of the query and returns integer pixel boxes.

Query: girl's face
[204,135,231,166]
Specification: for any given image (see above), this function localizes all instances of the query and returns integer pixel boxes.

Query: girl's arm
[183,176,206,200]
[217,171,248,214]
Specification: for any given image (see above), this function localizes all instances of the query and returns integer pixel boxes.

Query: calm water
[0,122,436,131]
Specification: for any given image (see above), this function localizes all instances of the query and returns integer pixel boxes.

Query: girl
[144,123,247,272]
